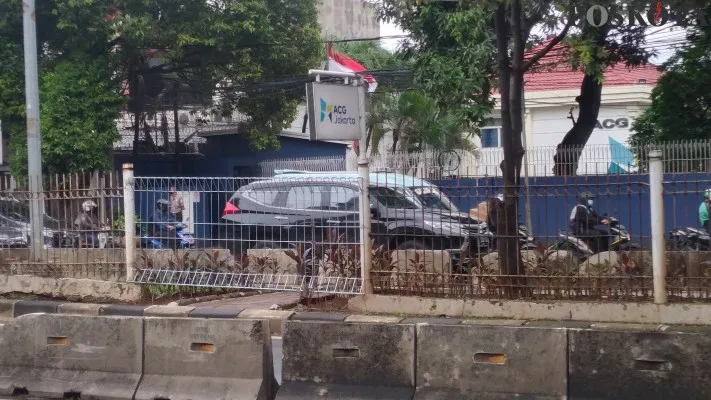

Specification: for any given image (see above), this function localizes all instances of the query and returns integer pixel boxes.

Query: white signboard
[307,81,363,141]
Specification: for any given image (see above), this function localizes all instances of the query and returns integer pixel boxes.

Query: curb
[2,300,695,332]
[0,299,18,319]
[167,290,261,306]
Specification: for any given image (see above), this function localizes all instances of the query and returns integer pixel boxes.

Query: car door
[321,185,361,246]
[277,183,330,247]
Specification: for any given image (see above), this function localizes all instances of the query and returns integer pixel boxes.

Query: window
[245,189,278,206]
[370,186,420,209]
[329,186,359,210]
[412,187,459,212]
[481,127,501,148]
[285,185,327,209]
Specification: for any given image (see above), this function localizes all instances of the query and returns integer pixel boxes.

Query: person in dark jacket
[569,192,608,253]
[75,200,101,246]
[150,199,178,249]
[486,194,504,235]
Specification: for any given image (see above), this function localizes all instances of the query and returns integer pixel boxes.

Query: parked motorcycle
[668,227,710,251]
[140,223,195,249]
[552,215,640,261]
[76,227,119,248]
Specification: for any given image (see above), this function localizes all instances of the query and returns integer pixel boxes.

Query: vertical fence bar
[357,77,372,295]
[123,163,136,281]
[649,150,667,304]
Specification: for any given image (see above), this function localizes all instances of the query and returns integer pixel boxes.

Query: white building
[473,41,661,177]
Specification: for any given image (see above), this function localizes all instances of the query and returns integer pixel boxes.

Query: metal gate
[124,173,364,295]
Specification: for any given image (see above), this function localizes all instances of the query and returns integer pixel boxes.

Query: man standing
[699,189,711,231]
[169,186,185,223]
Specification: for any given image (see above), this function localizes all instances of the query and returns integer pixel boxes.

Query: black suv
[219,178,489,256]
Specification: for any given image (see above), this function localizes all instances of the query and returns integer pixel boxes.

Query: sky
[379,21,688,65]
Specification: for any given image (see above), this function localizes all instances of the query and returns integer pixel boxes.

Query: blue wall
[433,173,711,246]
[129,171,710,245]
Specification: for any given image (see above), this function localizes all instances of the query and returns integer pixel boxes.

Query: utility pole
[23,0,45,260]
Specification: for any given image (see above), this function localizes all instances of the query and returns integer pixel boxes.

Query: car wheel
[395,240,431,251]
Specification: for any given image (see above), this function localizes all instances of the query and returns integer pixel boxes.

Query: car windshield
[370,186,422,209]
[411,186,459,213]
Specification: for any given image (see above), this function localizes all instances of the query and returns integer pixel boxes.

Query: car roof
[272,169,434,188]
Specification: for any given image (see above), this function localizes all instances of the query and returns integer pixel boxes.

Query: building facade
[473,58,660,177]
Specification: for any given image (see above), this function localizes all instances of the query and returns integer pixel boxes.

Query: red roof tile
[522,38,661,91]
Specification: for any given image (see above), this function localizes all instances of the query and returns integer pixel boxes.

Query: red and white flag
[327,42,378,93]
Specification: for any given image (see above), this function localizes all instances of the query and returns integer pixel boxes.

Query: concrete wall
[318,0,380,39]
[0,314,278,400]
[1,308,711,399]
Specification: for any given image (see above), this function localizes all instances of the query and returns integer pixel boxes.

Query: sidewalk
[192,292,302,310]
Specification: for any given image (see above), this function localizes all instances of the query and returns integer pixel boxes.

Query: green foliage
[630,25,711,144]
[0,0,323,168]
[10,57,125,176]
[378,1,496,128]
[367,90,474,154]
[112,210,141,234]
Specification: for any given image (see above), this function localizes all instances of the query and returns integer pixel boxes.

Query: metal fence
[3,141,710,303]
[0,171,125,281]
[258,155,347,177]
[126,175,365,295]
[125,141,711,303]
[261,139,711,179]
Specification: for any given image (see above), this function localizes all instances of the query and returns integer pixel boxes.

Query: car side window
[245,188,278,206]
[285,185,327,210]
[329,186,359,210]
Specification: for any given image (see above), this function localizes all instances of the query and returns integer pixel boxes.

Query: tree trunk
[494,2,527,297]
[173,102,181,175]
[552,74,603,176]
[552,25,609,176]
[391,128,400,155]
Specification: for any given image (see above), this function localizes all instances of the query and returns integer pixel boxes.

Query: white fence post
[357,78,373,295]
[649,150,667,304]
[122,163,136,282]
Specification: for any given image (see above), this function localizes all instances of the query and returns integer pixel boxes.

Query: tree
[9,58,125,176]
[366,90,474,155]
[551,2,655,175]
[378,1,496,129]
[378,0,671,292]
[630,25,711,144]
[379,0,579,294]
[0,0,323,174]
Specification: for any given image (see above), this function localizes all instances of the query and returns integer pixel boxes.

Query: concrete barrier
[414,324,567,399]
[277,320,415,399]
[0,313,143,399]
[134,317,278,400]
[568,328,711,399]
